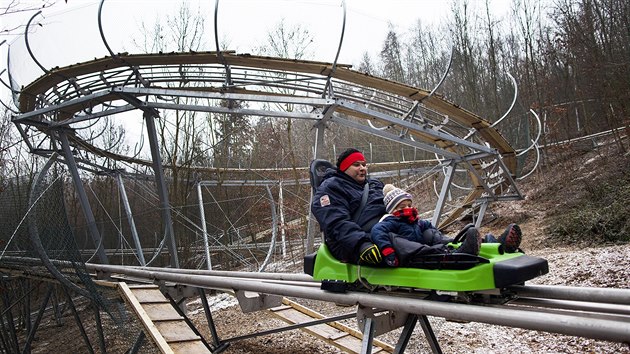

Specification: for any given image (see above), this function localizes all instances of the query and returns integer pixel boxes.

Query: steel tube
[432,163,455,226]
[339,101,496,154]
[87,264,630,343]
[146,101,323,120]
[116,173,145,266]
[330,114,461,159]
[511,298,630,317]
[117,86,334,106]
[511,284,630,305]
[59,132,108,264]
[144,112,179,268]
[109,264,315,282]
[196,183,212,270]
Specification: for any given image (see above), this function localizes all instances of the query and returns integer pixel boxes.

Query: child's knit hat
[383,184,413,213]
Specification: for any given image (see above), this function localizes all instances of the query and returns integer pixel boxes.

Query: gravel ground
[15,144,630,353]
[186,243,630,354]
[185,145,630,353]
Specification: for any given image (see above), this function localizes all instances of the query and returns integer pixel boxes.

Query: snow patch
[187,291,238,316]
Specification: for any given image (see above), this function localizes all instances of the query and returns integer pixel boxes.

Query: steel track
[2,259,628,347]
[76,263,630,344]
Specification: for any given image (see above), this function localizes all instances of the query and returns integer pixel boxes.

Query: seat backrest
[309,159,334,194]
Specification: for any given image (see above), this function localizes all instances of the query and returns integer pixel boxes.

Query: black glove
[381,247,399,267]
[358,242,382,265]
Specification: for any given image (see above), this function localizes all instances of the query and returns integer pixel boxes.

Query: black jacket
[311,168,385,263]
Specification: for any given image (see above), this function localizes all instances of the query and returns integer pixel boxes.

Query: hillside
[488,138,630,249]
[18,138,630,353]
[188,139,630,354]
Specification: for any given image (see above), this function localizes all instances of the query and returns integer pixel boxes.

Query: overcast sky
[0,0,513,164]
[1,0,512,93]
[0,0,510,106]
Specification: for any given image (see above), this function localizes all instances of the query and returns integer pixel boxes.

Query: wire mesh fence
[0,159,130,350]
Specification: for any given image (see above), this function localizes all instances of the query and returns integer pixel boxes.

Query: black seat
[309,159,334,194]
[406,253,489,270]
[305,159,335,275]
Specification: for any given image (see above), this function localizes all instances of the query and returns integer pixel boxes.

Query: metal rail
[508,284,630,306]
[82,263,630,344]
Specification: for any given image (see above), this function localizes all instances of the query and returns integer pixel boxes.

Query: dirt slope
[190,141,630,354]
[15,140,630,353]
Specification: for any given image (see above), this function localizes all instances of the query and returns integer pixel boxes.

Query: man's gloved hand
[381,247,399,267]
[358,242,382,265]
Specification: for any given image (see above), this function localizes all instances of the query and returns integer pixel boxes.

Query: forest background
[0,0,628,269]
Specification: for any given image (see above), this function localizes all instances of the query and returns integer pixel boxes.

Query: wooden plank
[118,282,174,354]
[328,331,350,341]
[143,303,183,322]
[269,305,292,311]
[306,323,351,341]
[127,284,161,289]
[131,288,170,303]
[91,279,118,288]
[169,340,211,354]
[275,308,315,324]
[281,298,391,349]
[270,298,394,353]
[155,320,200,343]
[336,335,383,353]
[279,298,327,319]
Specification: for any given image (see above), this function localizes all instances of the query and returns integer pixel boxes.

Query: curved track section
[13,52,521,227]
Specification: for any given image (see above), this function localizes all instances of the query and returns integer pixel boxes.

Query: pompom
[383,184,395,196]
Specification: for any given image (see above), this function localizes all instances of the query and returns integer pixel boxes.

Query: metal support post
[314,121,326,160]
[475,201,489,228]
[394,314,417,354]
[61,286,95,354]
[198,288,221,348]
[116,172,145,265]
[196,182,212,270]
[144,112,179,268]
[23,280,31,335]
[431,162,456,227]
[22,284,53,354]
[279,181,287,257]
[52,290,63,325]
[0,293,19,354]
[93,302,106,354]
[128,331,145,354]
[164,292,214,351]
[0,320,9,353]
[0,323,10,354]
[59,131,109,264]
[360,317,376,354]
[419,315,442,354]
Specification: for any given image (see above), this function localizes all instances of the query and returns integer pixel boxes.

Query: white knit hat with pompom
[382,184,413,213]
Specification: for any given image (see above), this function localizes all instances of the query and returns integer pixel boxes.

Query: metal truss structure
[1,1,588,352]
[6,0,537,266]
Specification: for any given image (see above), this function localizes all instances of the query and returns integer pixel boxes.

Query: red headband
[339,152,366,171]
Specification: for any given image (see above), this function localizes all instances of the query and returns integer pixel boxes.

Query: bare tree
[256,18,313,59]
[380,23,406,83]
[452,0,484,113]
[405,19,447,89]
[0,0,56,36]
[252,19,315,189]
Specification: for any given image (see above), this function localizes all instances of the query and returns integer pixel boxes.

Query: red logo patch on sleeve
[320,195,330,207]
